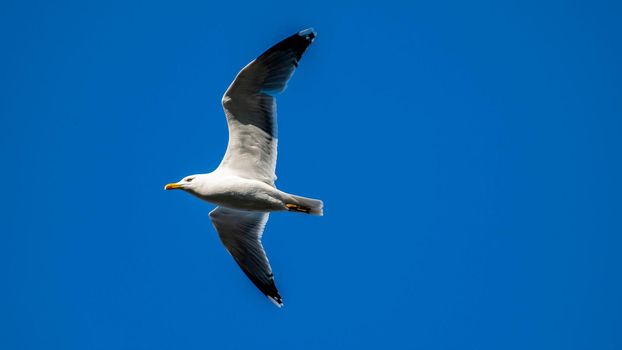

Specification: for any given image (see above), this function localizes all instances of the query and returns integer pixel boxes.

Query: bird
[164,28,322,308]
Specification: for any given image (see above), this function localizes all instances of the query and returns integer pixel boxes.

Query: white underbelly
[196,176,288,211]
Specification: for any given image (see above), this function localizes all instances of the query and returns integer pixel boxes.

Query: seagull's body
[182,172,311,212]
[165,28,322,307]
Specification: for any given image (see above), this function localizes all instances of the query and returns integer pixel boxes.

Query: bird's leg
[285,204,310,214]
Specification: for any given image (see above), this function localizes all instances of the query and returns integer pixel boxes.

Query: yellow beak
[164,183,183,190]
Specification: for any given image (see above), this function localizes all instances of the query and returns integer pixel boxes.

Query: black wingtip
[257,28,317,65]
[298,28,316,42]
[262,282,283,308]
[235,261,284,308]
[268,294,284,308]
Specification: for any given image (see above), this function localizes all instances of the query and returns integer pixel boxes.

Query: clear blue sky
[1,1,621,349]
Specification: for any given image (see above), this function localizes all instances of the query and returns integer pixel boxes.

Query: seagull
[164,28,322,308]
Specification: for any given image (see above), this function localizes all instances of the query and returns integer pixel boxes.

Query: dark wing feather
[217,29,316,185]
[209,207,283,307]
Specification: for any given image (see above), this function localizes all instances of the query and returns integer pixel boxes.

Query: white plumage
[165,28,322,307]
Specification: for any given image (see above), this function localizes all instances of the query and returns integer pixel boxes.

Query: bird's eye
[186,178,193,182]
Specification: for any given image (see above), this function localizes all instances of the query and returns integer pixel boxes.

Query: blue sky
[1,0,621,349]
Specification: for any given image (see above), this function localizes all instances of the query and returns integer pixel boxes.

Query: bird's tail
[286,195,324,216]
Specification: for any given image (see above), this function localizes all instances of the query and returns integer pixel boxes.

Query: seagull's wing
[209,206,283,307]
[218,28,316,186]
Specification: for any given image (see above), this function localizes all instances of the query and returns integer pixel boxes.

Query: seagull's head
[164,175,200,192]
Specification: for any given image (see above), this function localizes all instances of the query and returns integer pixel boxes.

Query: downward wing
[218,28,316,185]
[209,206,282,307]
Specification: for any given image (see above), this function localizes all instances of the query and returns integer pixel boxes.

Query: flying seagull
[164,28,322,307]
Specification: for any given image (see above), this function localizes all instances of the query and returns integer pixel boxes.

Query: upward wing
[218,28,316,185]
[209,206,283,307]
